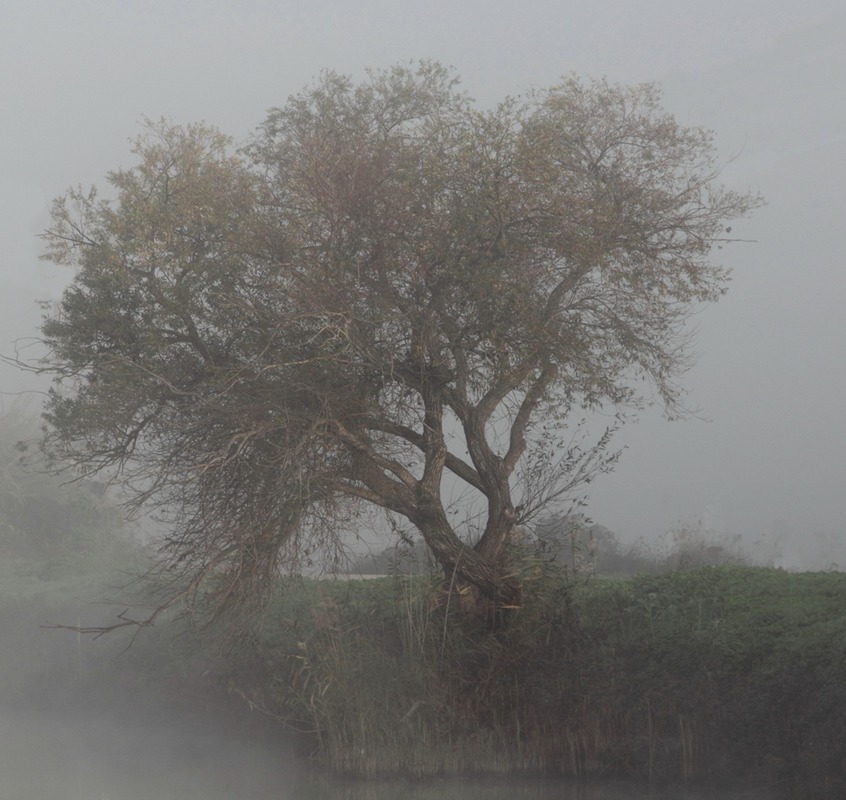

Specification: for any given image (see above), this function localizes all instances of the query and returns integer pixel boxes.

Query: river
[0,598,786,800]
[1,704,779,800]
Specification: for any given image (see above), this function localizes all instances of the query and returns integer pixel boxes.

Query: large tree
[34,63,759,623]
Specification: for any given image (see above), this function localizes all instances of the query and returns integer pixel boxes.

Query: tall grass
[238,562,578,777]
[228,565,846,798]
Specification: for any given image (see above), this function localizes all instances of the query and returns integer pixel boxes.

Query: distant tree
[0,407,129,574]
[31,62,760,625]
[534,513,618,574]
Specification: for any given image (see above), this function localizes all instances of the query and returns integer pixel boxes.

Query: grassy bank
[231,566,846,797]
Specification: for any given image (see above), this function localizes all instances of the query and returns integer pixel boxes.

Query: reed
[234,566,846,796]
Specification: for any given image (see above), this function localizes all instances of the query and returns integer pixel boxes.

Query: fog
[0,3,843,794]
[3,1,844,569]
[0,597,771,799]
[590,23,846,566]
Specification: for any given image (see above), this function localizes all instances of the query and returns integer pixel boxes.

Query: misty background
[1,0,844,569]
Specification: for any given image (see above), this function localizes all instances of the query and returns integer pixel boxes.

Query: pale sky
[2,0,844,566]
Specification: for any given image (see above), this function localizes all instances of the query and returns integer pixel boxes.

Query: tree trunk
[414,502,521,626]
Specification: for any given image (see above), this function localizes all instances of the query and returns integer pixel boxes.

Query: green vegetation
[228,566,846,798]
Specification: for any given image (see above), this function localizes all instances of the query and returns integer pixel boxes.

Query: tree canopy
[35,62,760,623]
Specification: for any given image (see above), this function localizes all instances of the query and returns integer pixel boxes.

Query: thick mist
[0,3,843,797]
[588,21,846,566]
[2,2,843,567]
[0,417,298,798]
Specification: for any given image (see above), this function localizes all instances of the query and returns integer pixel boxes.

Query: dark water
[0,706,777,800]
[294,775,777,800]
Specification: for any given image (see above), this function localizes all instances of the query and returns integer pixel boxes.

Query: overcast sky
[2,0,844,567]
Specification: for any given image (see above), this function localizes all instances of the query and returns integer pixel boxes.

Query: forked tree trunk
[415,506,522,626]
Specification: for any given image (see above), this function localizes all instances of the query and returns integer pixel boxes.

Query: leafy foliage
[34,63,760,624]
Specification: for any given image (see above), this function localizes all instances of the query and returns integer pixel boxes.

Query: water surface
[1,705,780,800]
